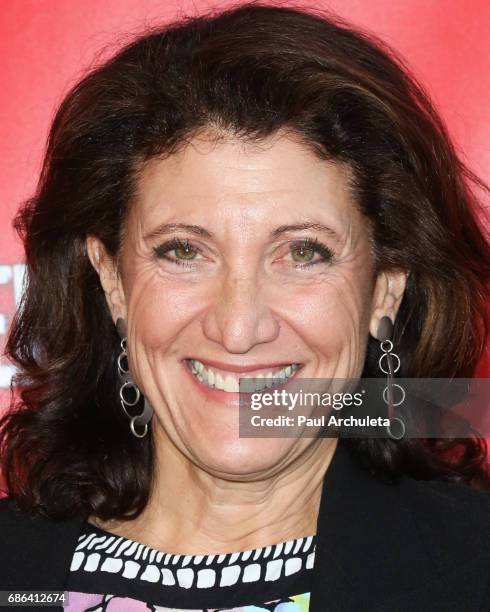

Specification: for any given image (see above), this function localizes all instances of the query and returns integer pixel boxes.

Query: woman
[1,3,489,611]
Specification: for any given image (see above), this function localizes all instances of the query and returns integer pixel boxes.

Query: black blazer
[1,440,489,612]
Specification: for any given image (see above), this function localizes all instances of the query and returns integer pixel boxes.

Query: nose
[202,273,280,353]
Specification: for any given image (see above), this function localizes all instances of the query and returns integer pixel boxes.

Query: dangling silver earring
[377,316,405,440]
[116,318,153,438]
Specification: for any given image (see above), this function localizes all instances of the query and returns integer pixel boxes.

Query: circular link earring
[116,318,154,438]
[377,316,406,441]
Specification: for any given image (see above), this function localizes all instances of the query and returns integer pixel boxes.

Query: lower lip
[182,360,302,405]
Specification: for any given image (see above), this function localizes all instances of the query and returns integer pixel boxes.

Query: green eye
[153,238,202,268]
[174,244,197,260]
[291,245,315,263]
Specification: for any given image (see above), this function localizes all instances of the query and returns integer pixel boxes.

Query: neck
[90,435,338,555]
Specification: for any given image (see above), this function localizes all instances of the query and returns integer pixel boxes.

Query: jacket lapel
[309,440,488,611]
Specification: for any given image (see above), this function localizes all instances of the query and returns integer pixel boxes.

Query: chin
[188,437,296,478]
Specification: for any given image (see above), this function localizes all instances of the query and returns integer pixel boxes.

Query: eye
[288,238,335,268]
[291,244,315,263]
[173,243,197,260]
[152,238,201,267]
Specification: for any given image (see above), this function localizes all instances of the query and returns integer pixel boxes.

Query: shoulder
[0,494,86,539]
[398,476,490,563]
[0,496,45,533]
[0,495,71,534]
[315,446,490,610]
[0,496,86,590]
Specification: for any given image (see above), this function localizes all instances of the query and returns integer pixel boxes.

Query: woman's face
[88,132,406,478]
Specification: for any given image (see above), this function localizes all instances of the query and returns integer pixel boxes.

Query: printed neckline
[78,520,317,569]
[67,520,317,607]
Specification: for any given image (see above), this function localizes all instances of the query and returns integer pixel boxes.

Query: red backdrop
[1,0,489,397]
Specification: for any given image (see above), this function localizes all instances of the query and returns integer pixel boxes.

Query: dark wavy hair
[1,1,490,520]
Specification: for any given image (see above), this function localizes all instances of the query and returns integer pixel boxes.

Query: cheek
[283,271,371,352]
[126,273,205,351]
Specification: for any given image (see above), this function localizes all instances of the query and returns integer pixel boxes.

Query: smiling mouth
[184,359,302,393]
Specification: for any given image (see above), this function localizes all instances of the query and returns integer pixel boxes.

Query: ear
[86,235,127,324]
[369,269,409,339]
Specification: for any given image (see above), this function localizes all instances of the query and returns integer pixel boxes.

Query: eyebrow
[144,221,340,243]
[269,222,340,242]
[144,223,213,241]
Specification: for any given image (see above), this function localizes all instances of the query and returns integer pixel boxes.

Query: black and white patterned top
[64,520,316,611]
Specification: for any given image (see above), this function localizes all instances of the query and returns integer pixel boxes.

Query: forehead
[130,132,359,230]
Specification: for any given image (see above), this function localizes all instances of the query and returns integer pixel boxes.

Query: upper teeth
[189,360,300,392]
